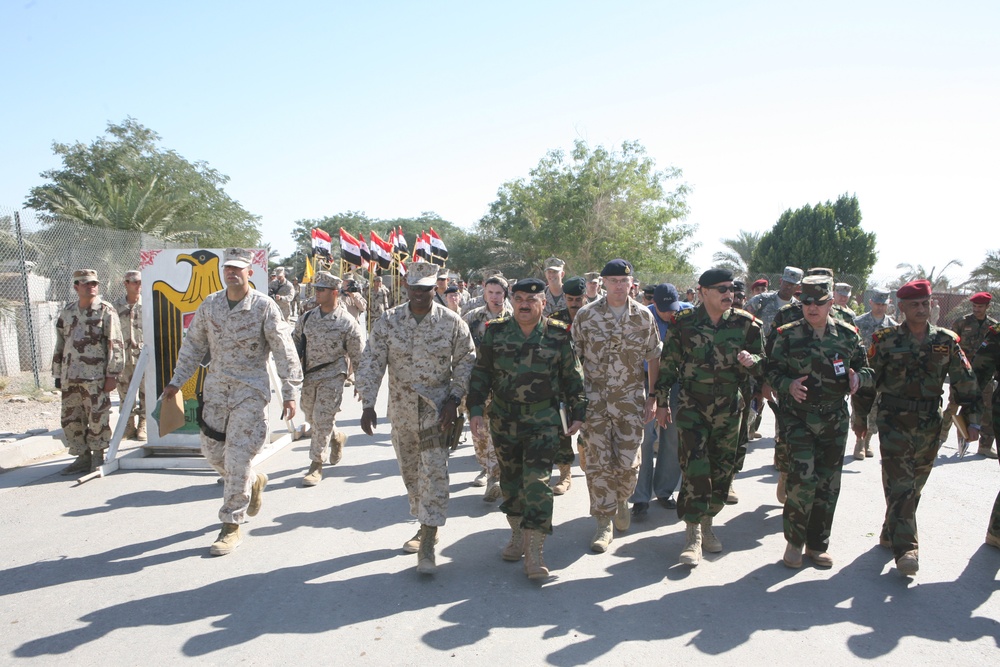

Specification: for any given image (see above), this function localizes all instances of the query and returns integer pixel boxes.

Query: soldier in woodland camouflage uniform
[971,323,1000,549]
[54,269,125,476]
[655,268,764,567]
[542,257,568,317]
[852,287,898,460]
[941,292,998,457]
[548,275,588,495]
[463,276,512,500]
[292,271,363,486]
[767,277,872,569]
[468,278,586,579]
[358,261,476,575]
[112,270,146,441]
[164,248,302,557]
[853,279,982,576]
[572,260,661,553]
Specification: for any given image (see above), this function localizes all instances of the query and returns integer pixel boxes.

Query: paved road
[2,383,998,665]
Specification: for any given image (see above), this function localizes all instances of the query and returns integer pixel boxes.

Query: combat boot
[522,529,549,580]
[247,472,268,517]
[403,528,438,553]
[783,542,803,568]
[726,482,739,505]
[852,440,865,460]
[701,517,722,553]
[776,472,787,503]
[896,550,919,576]
[89,449,105,473]
[302,461,323,487]
[591,517,613,553]
[977,442,998,459]
[416,525,438,574]
[135,417,147,441]
[502,515,524,561]
[679,522,702,566]
[472,469,488,487]
[483,476,502,502]
[613,500,630,531]
[210,523,243,556]
[330,431,347,465]
[60,451,91,476]
[552,464,572,495]
[122,416,137,440]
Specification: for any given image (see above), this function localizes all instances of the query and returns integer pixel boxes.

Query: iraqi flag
[358,232,372,269]
[369,230,394,271]
[414,231,431,262]
[396,226,409,256]
[340,228,363,267]
[311,228,332,258]
[428,228,448,265]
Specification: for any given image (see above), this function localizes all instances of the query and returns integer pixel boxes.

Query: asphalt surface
[1,383,998,665]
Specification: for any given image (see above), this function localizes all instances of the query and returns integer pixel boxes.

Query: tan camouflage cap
[407,262,439,287]
[313,271,342,290]
[73,269,99,284]
[123,270,141,282]
[584,271,601,282]
[223,248,253,269]
[544,257,566,271]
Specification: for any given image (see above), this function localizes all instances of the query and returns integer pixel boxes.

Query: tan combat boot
[302,461,323,487]
[483,476,502,502]
[502,515,524,561]
[977,443,998,459]
[416,525,438,574]
[330,431,347,465]
[122,416,137,440]
[135,417,147,441]
[591,516,613,552]
[726,482,739,505]
[679,521,702,566]
[247,472,268,517]
[210,523,243,556]
[522,529,549,580]
[552,464,572,495]
[783,541,803,568]
[853,439,865,460]
[613,500,630,531]
[896,550,919,576]
[60,451,91,476]
[701,517,722,553]
[776,472,787,503]
[403,528,438,553]
[89,449,105,473]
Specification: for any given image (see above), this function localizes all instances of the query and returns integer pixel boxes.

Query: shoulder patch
[935,327,959,342]
[776,302,798,314]
[872,326,893,342]
[674,307,695,321]
[776,320,804,335]
[485,316,509,328]
[545,317,570,330]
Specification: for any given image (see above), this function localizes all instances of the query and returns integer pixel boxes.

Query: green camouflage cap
[799,276,833,304]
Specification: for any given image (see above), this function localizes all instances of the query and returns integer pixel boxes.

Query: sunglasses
[703,285,735,294]
[409,285,434,293]
[75,281,99,287]
[800,298,831,306]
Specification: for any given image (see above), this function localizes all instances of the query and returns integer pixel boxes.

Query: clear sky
[2,1,997,284]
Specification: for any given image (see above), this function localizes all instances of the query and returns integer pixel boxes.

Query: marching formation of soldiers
[51,252,999,581]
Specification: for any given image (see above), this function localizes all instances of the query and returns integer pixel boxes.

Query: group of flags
[306,226,449,283]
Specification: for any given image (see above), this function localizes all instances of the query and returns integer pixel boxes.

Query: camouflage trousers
[116,353,145,418]
[940,381,994,446]
[301,375,346,463]
[858,393,881,448]
[200,394,269,525]
[736,386,756,473]
[675,392,742,524]
[553,433,576,466]
[492,414,561,533]
[468,399,498,479]
[782,405,849,551]
[391,405,450,527]
[772,398,791,473]
[60,380,113,454]
[877,407,943,558]
[580,409,643,516]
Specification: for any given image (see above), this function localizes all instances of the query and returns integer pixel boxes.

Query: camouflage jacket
[767,302,858,356]
[170,289,303,404]
[971,324,1000,390]
[855,311,898,347]
[766,316,872,409]
[52,298,125,383]
[357,301,476,433]
[746,291,795,336]
[853,323,982,424]
[463,302,514,350]
[112,295,143,358]
[467,316,587,424]
[571,296,662,412]
[543,286,567,318]
[461,294,485,315]
[654,305,764,407]
[293,303,363,382]
[953,314,999,357]
[367,285,393,321]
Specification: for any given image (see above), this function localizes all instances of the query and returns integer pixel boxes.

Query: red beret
[896,279,932,300]
[970,292,993,304]
[751,279,769,289]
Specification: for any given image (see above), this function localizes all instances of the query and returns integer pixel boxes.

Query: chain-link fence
[0,207,182,394]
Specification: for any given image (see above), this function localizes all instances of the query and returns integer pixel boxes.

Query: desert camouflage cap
[408,261,439,287]
[223,248,253,269]
[313,271,342,290]
[584,271,601,282]
[123,270,141,282]
[73,269,99,284]
[544,257,566,271]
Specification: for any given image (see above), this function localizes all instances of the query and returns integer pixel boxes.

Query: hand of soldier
[566,420,583,436]
[656,406,672,428]
[848,368,860,395]
[281,400,296,420]
[471,415,484,439]
[737,350,754,368]
[438,400,458,432]
[361,407,378,435]
[968,425,981,442]
[789,376,809,403]
[643,395,657,424]
[103,376,117,394]
[162,384,179,400]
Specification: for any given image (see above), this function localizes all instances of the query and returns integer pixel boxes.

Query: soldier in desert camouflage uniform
[971,323,1000,549]
[54,269,125,476]
[655,268,764,567]
[112,270,146,441]
[853,279,982,576]
[268,267,295,321]
[468,278,586,579]
[292,271,363,486]
[358,261,476,575]
[367,274,393,326]
[572,259,661,553]
[767,276,871,569]
[164,248,303,557]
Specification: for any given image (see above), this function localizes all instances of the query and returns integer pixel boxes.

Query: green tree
[476,140,694,276]
[751,193,877,287]
[25,117,260,247]
[712,230,762,278]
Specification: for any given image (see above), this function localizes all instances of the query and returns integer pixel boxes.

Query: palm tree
[712,230,761,277]
[895,259,963,290]
[964,250,1000,292]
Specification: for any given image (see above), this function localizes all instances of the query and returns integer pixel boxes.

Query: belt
[788,399,846,415]
[682,381,740,396]
[490,395,556,415]
[879,394,939,412]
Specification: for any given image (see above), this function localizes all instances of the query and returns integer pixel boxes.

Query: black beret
[562,276,586,296]
[600,259,633,277]
[511,278,545,294]
[444,285,459,295]
[698,268,734,286]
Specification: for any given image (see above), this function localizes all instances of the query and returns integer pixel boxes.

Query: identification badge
[832,357,846,376]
